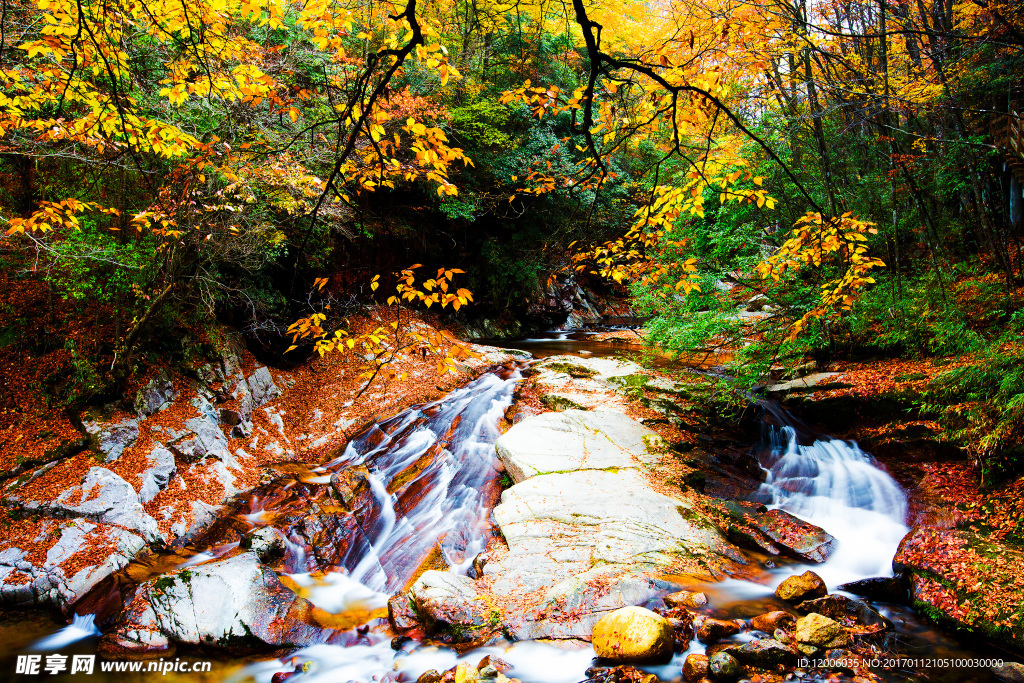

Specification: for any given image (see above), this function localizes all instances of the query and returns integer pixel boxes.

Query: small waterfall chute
[30,613,101,651]
[758,425,909,584]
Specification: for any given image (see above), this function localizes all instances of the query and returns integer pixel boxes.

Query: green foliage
[920,313,1024,484]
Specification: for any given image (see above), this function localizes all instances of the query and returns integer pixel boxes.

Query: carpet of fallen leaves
[897,526,1024,634]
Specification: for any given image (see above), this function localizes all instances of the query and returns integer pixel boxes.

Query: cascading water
[307,368,522,593]
[757,425,910,584]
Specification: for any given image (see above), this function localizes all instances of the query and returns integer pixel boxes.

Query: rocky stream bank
[1,338,1021,683]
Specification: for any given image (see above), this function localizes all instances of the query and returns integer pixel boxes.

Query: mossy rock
[540,394,589,412]
[541,361,598,379]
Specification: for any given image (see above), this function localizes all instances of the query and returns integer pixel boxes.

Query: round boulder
[708,651,742,681]
[664,590,709,609]
[682,653,709,682]
[774,571,827,602]
[592,606,674,664]
[795,612,851,649]
[696,617,741,645]
[751,611,794,633]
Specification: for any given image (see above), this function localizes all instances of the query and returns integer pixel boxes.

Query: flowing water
[2,342,1002,682]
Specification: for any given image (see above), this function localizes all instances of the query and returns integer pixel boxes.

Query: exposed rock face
[14,467,162,543]
[82,415,140,463]
[139,446,176,504]
[591,606,674,664]
[495,409,663,483]
[766,372,845,394]
[488,468,743,596]
[795,613,850,649]
[0,521,146,610]
[409,571,493,642]
[169,417,229,462]
[135,371,175,417]
[775,571,827,602]
[247,366,281,408]
[240,527,283,563]
[508,567,674,640]
[101,553,324,654]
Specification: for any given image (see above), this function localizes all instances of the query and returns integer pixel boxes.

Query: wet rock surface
[720,502,836,563]
[775,570,827,602]
[591,606,674,664]
[101,552,324,654]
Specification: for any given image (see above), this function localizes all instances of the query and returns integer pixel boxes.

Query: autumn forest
[1,0,1024,678]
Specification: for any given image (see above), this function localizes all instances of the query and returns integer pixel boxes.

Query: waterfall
[758,425,909,583]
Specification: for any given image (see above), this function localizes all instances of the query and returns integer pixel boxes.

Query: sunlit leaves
[756,212,884,340]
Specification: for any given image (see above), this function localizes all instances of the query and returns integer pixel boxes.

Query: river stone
[139,446,176,504]
[683,653,709,682]
[838,576,908,603]
[488,469,744,595]
[730,637,798,668]
[495,410,662,483]
[751,611,794,633]
[388,592,419,631]
[775,571,827,602]
[993,662,1024,683]
[795,594,848,620]
[104,552,323,653]
[592,606,674,664]
[664,589,708,609]
[409,571,492,641]
[82,416,140,463]
[795,613,850,648]
[795,593,893,633]
[723,503,835,563]
[696,617,740,644]
[707,651,741,680]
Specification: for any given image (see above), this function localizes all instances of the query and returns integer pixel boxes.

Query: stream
[4,335,1003,683]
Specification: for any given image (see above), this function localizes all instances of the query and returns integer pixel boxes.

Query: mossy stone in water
[708,651,741,680]
[592,606,674,664]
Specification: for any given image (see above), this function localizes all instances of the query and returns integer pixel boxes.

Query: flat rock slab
[495,410,663,483]
[536,355,648,381]
[487,468,743,595]
[767,372,843,393]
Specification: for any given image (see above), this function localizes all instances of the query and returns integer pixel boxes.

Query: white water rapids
[758,425,909,586]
